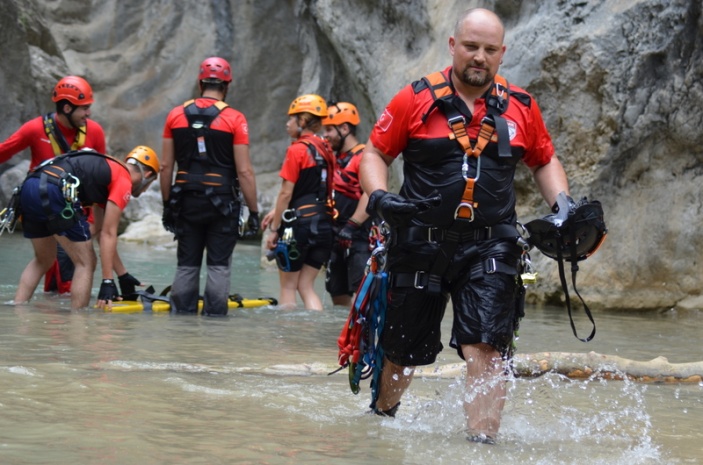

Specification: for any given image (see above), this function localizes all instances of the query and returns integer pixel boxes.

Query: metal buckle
[454,202,475,221]
[485,258,497,274]
[413,271,426,289]
[427,227,442,243]
[447,115,465,127]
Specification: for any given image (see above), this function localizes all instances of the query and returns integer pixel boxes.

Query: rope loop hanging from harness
[333,222,390,406]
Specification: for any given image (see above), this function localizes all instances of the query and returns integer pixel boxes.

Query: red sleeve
[162,106,181,139]
[0,117,56,168]
[521,98,555,168]
[369,85,416,158]
[278,143,306,183]
[220,108,250,146]
[105,160,133,210]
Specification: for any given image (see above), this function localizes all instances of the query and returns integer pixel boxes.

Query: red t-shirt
[368,67,555,227]
[162,98,249,145]
[280,139,316,183]
[0,115,107,169]
[370,66,554,168]
[333,144,364,201]
[103,159,133,210]
[279,134,335,206]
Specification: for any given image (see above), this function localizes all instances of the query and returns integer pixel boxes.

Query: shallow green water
[0,233,701,464]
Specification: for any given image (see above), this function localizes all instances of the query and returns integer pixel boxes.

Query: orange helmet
[198,57,232,83]
[125,145,160,174]
[322,102,360,126]
[52,76,94,106]
[288,94,327,117]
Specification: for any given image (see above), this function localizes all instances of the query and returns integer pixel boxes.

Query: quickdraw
[333,223,389,408]
[0,185,21,236]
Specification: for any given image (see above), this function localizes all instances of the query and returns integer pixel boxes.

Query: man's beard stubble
[458,65,494,88]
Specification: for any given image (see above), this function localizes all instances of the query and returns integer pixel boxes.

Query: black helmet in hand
[525,192,607,262]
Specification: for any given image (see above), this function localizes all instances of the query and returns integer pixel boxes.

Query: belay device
[524,192,607,342]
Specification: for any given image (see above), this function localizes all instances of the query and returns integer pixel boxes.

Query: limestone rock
[1,0,702,311]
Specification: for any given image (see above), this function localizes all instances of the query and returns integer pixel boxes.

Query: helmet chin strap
[60,103,83,131]
[128,159,154,197]
[335,126,348,150]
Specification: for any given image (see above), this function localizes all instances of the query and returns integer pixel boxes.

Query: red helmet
[198,57,232,83]
[52,76,94,105]
[322,102,360,126]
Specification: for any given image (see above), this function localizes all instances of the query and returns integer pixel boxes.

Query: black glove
[118,272,141,299]
[162,200,175,233]
[242,211,260,239]
[98,279,120,302]
[337,220,361,249]
[366,190,442,227]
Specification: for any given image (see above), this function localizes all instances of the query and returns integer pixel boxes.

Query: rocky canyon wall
[1,0,701,311]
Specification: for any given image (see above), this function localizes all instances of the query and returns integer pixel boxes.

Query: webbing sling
[421,72,512,221]
[43,113,86,156]
[298,137,335,212]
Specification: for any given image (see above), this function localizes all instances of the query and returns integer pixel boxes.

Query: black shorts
[325,239,370,297]
[381,238,522,366]
[278,215,333,272]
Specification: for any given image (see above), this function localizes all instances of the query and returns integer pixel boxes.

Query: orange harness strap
[422,72,509,221]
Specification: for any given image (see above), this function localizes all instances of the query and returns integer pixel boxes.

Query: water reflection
[0,234,701,464]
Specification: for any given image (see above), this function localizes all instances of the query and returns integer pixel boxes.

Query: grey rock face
[1,0,702,311]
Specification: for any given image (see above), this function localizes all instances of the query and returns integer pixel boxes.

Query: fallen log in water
[99,352,703,383]
[512,351,703,383]
[413,351,703,383]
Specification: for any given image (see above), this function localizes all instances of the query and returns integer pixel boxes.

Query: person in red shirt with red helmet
[13,146,159,310]
[322,102,372,307]
[360,8,572,443]
[0,75,106,168]
[263,94,336,310]
[160,57,259,317]
[0,75,107,295]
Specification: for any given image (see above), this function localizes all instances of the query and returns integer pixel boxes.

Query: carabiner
[282,209,297,223]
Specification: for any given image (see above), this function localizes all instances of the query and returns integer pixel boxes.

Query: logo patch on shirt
[507,121,517,141]
[242,123,249,135]
[376,109,393,132]
[124,193,131,203]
